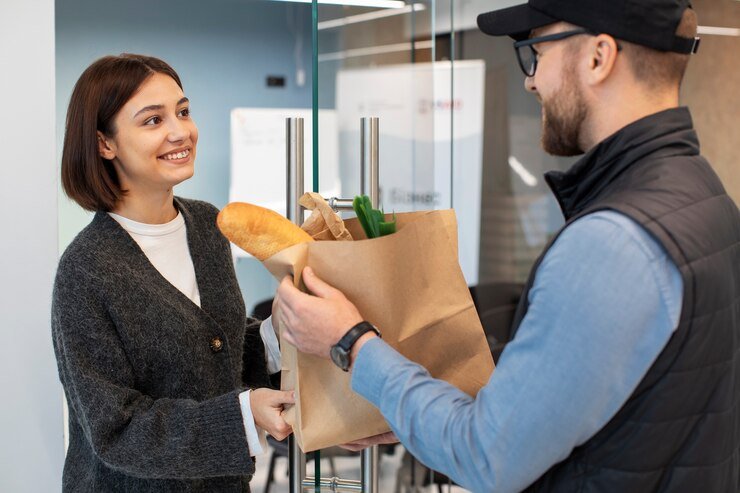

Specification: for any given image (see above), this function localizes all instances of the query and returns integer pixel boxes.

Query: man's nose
[524,75,536,93]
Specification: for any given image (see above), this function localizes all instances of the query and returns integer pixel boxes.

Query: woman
[52,54,292,492]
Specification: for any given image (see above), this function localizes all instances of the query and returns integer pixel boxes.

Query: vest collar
[544,107,700,220]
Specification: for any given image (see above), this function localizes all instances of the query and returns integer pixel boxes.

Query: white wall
[0,0,65,491]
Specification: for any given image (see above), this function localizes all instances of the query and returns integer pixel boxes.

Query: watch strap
[336,321,380,352]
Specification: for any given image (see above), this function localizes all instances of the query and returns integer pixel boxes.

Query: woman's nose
[167,118,189,142]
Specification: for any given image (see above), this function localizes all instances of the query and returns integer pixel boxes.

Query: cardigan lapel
[173,197,236,328]
[93,202,227,333]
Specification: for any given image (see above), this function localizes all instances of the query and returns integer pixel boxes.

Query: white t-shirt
[108,211,201,306]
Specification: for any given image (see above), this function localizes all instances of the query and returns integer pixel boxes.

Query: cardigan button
[209,337,223,353]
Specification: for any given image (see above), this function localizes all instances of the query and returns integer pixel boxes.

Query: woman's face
[100,73,198,194]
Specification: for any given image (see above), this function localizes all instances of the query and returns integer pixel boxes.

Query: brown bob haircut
[61,54,183,212]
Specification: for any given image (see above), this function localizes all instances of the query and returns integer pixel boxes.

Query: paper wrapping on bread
[217,202,314,261]
[299,192,353,242]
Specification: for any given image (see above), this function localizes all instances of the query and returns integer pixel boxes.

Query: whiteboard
[229,108,340,257]
[336,61,485,284]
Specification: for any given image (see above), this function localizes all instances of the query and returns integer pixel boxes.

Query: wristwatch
[330,321,381,372]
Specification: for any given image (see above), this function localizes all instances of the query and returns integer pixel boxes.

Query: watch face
[330,345,350,371]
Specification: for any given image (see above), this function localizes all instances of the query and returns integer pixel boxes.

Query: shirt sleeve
[351,211,683,493]
[238,390,268,456]
[260,316,281,374]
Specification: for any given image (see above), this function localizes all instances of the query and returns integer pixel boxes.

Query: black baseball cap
[477,0,699,54]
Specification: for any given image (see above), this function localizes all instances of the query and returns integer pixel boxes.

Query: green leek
[352,195,396,239]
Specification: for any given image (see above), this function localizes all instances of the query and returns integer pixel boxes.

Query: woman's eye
[144,116,162,126]
[178,107,190,118]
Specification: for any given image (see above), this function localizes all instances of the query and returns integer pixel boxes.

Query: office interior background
[1,0,738,491]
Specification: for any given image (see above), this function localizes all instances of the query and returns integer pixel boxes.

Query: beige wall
[681,0,740,203]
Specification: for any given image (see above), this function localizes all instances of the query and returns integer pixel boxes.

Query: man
[273,0,740,491]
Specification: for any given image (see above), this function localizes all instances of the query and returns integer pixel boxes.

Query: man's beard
[540,67,588,156]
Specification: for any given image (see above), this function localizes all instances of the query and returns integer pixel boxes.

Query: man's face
[525,23,588,156]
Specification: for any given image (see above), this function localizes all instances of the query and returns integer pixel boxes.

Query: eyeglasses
[513,28,595,77]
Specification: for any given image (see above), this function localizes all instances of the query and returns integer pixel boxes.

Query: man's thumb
[302,267,339,299]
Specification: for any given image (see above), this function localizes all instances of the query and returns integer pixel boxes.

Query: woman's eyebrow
[133,97,189,119]
[133,104,163,118]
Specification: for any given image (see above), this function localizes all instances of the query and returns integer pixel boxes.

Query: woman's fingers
[250,389,294,441]
[267,389,295,406]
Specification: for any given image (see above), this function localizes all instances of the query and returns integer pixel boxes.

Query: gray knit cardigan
[51,197,270,492]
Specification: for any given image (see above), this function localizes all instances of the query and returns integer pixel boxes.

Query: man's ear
[585,34,619,85]
[96,131,116,160]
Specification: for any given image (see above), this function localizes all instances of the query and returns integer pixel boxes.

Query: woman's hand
[250,388,294,441]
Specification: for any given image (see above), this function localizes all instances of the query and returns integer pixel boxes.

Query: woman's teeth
[161,149,190,160]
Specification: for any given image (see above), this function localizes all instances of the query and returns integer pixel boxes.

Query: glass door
[302,0,468,491]
[311,0,448,210]
[311,0,486,288]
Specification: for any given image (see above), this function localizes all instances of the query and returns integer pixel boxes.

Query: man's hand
[339,431,399,452]
[275,266,363,358]
[250,388,294,441]
[270,296,281,336]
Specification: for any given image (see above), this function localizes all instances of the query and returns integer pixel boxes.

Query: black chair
[262,435,289,493]
[469,281,524,362]
[251,298,274,322]
[251,299,280,389]
[394,453,457,493]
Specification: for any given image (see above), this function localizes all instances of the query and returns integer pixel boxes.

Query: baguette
[217,202,314,260]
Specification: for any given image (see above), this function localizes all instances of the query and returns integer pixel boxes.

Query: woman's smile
[158,147,192,164]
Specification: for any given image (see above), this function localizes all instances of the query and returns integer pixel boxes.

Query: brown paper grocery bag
[263,209,494,452]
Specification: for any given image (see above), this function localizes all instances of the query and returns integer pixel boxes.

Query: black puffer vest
[510,108,740,492]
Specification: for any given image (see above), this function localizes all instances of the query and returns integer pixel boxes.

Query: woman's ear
[96,131,116,160]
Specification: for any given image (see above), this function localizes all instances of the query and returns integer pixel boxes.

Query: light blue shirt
[352,210,683,493]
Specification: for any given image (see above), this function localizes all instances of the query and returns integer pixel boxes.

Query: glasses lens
[516,45,536,76]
